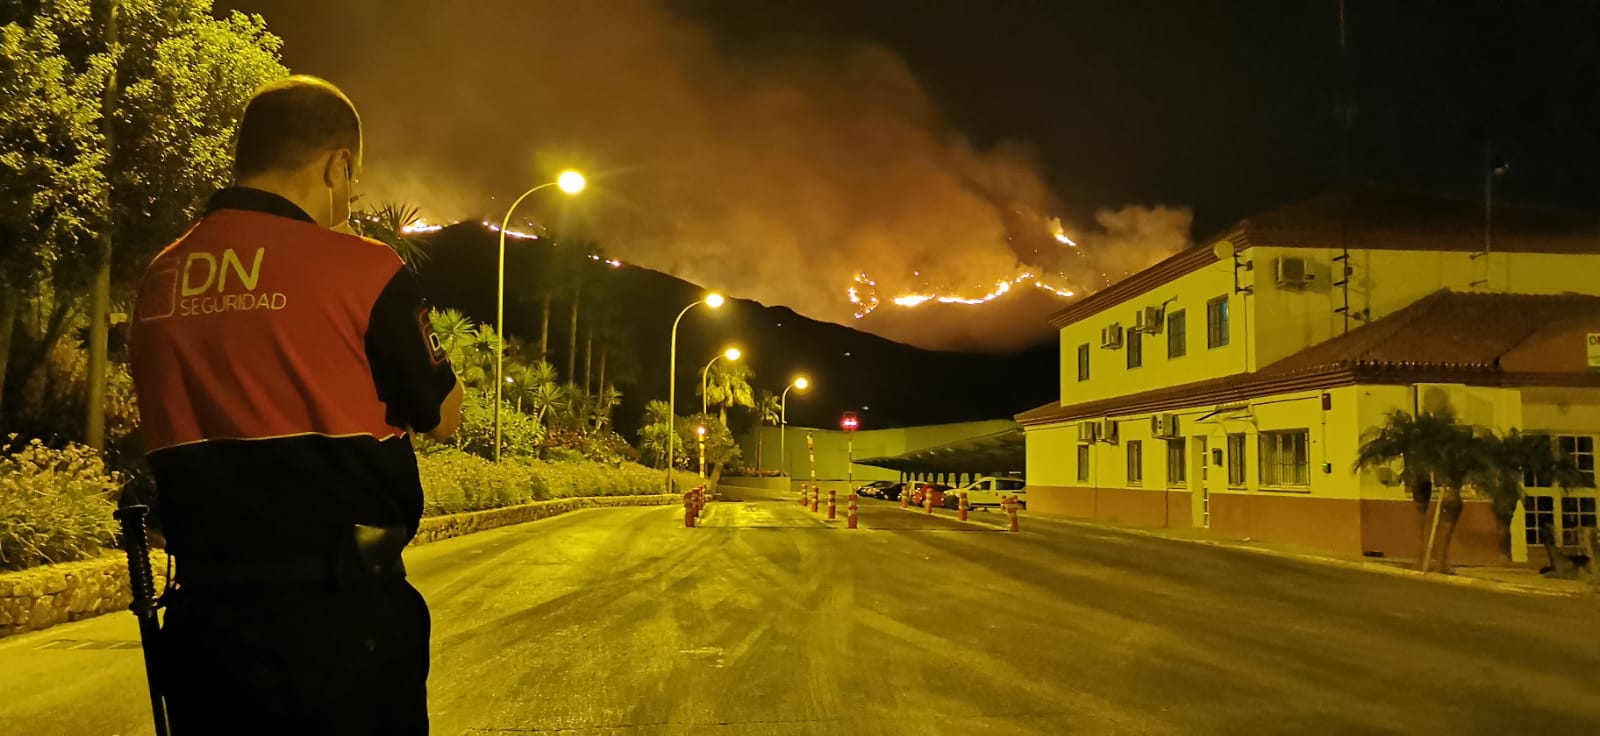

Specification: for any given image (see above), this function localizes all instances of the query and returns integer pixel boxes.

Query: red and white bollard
[696,485,707,517]
[799,486,807,506]
[847,493,859,529]
[827,489,837,520]
[900,485,910,509]
[1005,495,1020,532]
[811,485,820,513]
[923,489,934,515]
[958,491,969,522]
[684,492,696,528]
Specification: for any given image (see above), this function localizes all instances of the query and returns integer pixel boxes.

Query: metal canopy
[854,428,1026,475]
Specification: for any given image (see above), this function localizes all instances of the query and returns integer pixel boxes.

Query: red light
[840,411,859,432]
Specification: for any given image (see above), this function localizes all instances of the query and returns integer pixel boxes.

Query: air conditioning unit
[1133,306,1164,334]
[1151,413,1180,439]
[1077,421,1100,442]
[1275,257,1315,288]
[1098,418,1119,443]
[1100,324,1124,349]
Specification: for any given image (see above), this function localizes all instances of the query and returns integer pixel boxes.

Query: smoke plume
[308,0,1191,350]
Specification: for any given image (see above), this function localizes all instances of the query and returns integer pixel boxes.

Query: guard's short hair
[232,75,362,179]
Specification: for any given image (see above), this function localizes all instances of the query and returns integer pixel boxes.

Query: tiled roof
[1019,290,1600,427]
[1262,290,1600,373]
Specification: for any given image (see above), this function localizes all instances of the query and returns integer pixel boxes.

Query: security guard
[129,75,462,734]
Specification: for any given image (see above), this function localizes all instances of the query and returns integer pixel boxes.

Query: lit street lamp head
[794,376,810,390]
[705,293,725,309]
[696,425,707,437]
[724,347,742,361]
[557,170,586,194]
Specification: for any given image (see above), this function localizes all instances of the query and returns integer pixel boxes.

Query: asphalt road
[2,486,1598,735]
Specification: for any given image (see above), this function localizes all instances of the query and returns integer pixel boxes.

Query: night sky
[209,0,1600,425]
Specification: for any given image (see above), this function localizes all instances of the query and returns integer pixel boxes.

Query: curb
[1020,513,1591,599]
[0,494,682,641]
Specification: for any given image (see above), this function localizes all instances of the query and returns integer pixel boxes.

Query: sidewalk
[887,500,1597,599]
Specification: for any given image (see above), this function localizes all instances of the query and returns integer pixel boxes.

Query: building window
[1525,495,1598,547]
[1259,430,1310,487]
[1167,309,1187,359]
[1126,440,1143,486]
[1560,435,1596,487]
[1560,497,1597,546]
[1076,444,1090,483]
[1525,435,1596,487]
[1077,343,1090,382]
[1227,433,1247,487]
[1206,296,1230,349]
[1166,440,1186,487]
[1127,330,1143,369]
[1525,496,1556,545]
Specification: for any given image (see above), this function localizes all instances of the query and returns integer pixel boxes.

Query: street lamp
[701,347,742,416]
[494,169,585,462]
[667,293,726,492]
[696,424,708,479]
[780,376,810,481]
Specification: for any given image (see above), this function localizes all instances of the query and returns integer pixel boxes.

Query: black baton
[114,505,170,736]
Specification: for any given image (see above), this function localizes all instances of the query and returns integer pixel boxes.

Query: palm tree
[528,381,567,427]
[638,399,678,469]
[754,390,781,473]
[429,308,477,367]
[457,325,503,389]
[1471,430,1591,569]
[701,361,756,426]
[1354,408,1477,572]
[590,386,623,433]
[352,201,429,268]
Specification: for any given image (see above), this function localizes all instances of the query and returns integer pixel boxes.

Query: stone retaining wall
[410,494,679,545]
[0,493,679,640]
[0,551,169,639]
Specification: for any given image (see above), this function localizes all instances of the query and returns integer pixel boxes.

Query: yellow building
[1017,191,1600,565]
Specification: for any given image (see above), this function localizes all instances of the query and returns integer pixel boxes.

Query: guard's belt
[176,525,408,589]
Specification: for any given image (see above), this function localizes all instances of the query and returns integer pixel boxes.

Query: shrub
[0,438,123,572]
[416,449,694,516]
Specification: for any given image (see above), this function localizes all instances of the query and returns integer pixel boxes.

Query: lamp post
[841,411,859,490]
[701,347,742,417]
[494,170,585,462]
[696,425,708,479]
[667,293,726,492]
[780,376,810,480]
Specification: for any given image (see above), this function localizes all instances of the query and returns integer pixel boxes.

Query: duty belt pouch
[334,524,408,591]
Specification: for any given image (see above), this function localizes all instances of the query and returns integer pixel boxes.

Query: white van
[954,476,1027,508]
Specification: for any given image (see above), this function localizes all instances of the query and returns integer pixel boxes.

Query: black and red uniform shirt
[130,187,456,566]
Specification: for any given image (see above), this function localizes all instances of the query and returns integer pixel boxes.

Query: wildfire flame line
[399,219,621,267]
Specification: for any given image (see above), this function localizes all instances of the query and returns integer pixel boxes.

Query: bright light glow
[557,170,586,194]
[1049,217,1078,247]
[696,425,707,437]
[705,293,725,308]
[794,377,810,390]
[849,269,1079,318]
[723,347,742,361]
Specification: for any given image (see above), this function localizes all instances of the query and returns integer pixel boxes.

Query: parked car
[854,480,899,499]
[908,483,954,508]
[879,481,908,502]
[952,476,1027,508]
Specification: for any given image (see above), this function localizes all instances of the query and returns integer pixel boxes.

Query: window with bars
[1206,296,1229,349]
[1166,309,1186,359]
[1166,440,1186,487]
[1127,330,1143,369]
[1227,433,1247,487]
[1076,444,1090,483]
[1077,343,1090,382]
[1126,440,1143,486]
[1259,430,1310,488]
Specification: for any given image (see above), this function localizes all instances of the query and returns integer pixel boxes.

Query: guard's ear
[321,149,351,188]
